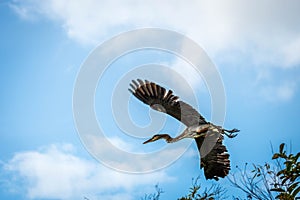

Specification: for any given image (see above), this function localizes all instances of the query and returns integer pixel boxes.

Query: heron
[129,79,239,180]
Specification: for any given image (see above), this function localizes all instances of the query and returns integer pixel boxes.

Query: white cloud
[10,0,300,102]
[106,136,136,152]
[10,0,300,68]
[3,144,174,200]
[172,59,205,93]
[282,36,300,67]
[85,134,192,173]
[157,58,206,98]
[259,81,297,102]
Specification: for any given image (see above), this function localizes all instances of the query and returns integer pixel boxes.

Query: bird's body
[129,79,239,180]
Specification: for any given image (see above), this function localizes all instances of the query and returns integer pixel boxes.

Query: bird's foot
[226,128,240,133]
[223,128,240,138]
[224,132,238,138]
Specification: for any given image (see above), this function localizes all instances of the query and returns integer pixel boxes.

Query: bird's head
[143,134,171,144]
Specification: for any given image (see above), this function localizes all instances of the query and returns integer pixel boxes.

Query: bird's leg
[226,128,240,133]
[223,128,240,138]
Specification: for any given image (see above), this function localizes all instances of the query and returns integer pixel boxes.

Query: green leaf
[277,170,284,176]
[288,182,299,193]
[295,152,300,161]
[280,143,285,154]
[273,153,280,159]
[271,188,285,192]
[282,177,289,185]
[291,185,300,197]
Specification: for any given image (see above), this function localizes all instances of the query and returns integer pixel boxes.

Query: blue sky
[1,1,300,199]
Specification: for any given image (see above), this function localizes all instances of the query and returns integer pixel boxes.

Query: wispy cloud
[10,0,300,103]
[156,58,206,98]
[259,81,297,102]
[3,144,174,200]
[282,36,300,67]
[253,67,299,103]
[10,0,300,68]
[86,134,192,173]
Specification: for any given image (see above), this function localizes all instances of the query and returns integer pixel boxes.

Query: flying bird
[129,79,239,180]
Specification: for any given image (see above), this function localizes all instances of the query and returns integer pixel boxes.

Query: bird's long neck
[158,133,187,143]
[157,127,207,143]
[156,134,174,143]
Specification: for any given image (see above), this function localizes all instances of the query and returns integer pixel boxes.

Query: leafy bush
[229,143,300,199]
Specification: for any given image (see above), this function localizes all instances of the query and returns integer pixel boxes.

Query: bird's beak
[143,138,153,144]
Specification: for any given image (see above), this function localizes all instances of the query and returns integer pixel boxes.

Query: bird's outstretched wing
[129,79,207,127]
[195,130,230,180]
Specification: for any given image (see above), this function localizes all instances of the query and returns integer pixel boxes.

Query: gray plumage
[129,79,239,180]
